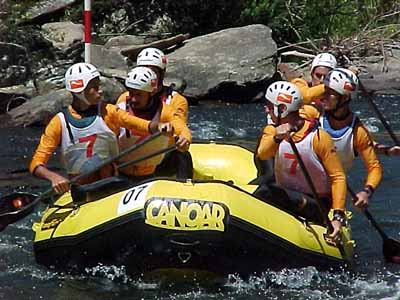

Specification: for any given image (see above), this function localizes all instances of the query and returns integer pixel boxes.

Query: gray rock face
[104,35,159,48]
[0,89,72,127]
[41,22,84,50]
[91,44,129,71]
[0,83,37,114]
[166,24,277,101]
[100,76,126,104]
[0,42,29,88]
[21,0,79,24]
[0,76,125,127]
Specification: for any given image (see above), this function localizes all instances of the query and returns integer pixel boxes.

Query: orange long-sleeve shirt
[256,120,347,210]
[116,92,192,143]
[29,103,151,174]
[291,77,325,105]
[169,92,189,123]
[301,106,382,190]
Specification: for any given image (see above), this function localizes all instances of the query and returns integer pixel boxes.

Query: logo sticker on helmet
[277,93,293,104]
[343,81,355,91]
[70,79,84,89]
[161,56,167,65]
[151,79,157,90]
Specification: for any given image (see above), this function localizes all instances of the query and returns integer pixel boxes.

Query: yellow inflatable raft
[32,142,354,275]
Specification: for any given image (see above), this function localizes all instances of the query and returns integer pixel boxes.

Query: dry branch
[120,33,190,58]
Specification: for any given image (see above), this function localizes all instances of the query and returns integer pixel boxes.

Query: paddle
[0,132,164,231]
[357,79,400,262]
[287,134,332,231]
[346,185,400,263]
[118,144,177,170]
[287,134,348,261]
[358,80,400,145]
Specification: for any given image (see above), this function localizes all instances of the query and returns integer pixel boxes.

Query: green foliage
[240,0,400,43]
[4,0,400,45]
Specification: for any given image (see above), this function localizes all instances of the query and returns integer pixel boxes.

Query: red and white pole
[84,0,92,63]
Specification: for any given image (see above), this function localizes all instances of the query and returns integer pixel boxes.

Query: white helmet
[311,53,337,73]
[265,81,303,118]
[335,67,359,87]
[65,63,100,93]
[324,68,358,95]
[125,67,158,92]
[136,47,167,70]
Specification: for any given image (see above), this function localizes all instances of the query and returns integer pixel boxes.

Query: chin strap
[74,92,91,105]
[329,96,352,120]
[327,109,352,121]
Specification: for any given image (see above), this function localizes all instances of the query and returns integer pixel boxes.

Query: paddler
[281,53,398,157]
[255,81,347,238]
[302,68,382,209]
[116,66,192,179]
[29,62,171,194]
[135,47,193,179]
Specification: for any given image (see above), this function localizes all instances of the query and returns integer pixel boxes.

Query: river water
[0,95,400,299]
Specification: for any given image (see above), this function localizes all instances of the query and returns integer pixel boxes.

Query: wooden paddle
[0,132,165,231]
[347,185,400,263]
[358,80,400,145]
[357,79,400,263]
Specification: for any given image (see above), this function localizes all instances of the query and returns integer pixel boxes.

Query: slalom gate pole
[84,0,92,63]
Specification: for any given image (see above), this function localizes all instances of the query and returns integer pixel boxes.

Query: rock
[100,68,128,81]
[359,73,400,94]
[352,56,400,94]
[0,42,30,87]
[0,83,37,114]
[20,0,79,24]
[0,89,72,127]
[100,76,126,104]
[0,76,125,127]
[165,24,277,101]
[91,44,129,71]
[41,22,83,50]
[104,35,159,48]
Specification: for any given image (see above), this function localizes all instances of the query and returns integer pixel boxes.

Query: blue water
[0,95,400,299]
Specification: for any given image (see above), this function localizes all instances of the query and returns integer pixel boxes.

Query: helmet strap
[328,98,352,120]
[74,92,91,106]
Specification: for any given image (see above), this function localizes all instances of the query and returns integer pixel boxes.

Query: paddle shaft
[287,135,333,231]
[346,185,389,240]
[359,80,400,145]
[117,144,177,170]
[288,135,351,262]
[38,132,163,201]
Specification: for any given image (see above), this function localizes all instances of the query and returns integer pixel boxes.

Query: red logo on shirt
[277,93,293,104]
[70,79,84,89]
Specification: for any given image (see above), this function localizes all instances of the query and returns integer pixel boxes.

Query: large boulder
[0,76,125,127]
[0,83,37,114]
[41,22,84,50]
[166,24,277,101]
[0,89,72,127]
[19,0,79,24]
[104,35,160,48]
[91,44,129,71]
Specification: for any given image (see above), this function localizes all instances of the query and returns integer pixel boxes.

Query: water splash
[85,263,132,283]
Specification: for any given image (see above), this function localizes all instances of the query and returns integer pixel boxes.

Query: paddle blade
[0,192,38,231]
[383,238,400,264]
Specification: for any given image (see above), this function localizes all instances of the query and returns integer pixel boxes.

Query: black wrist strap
[362,185,374,197]
[332,210,346,225]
